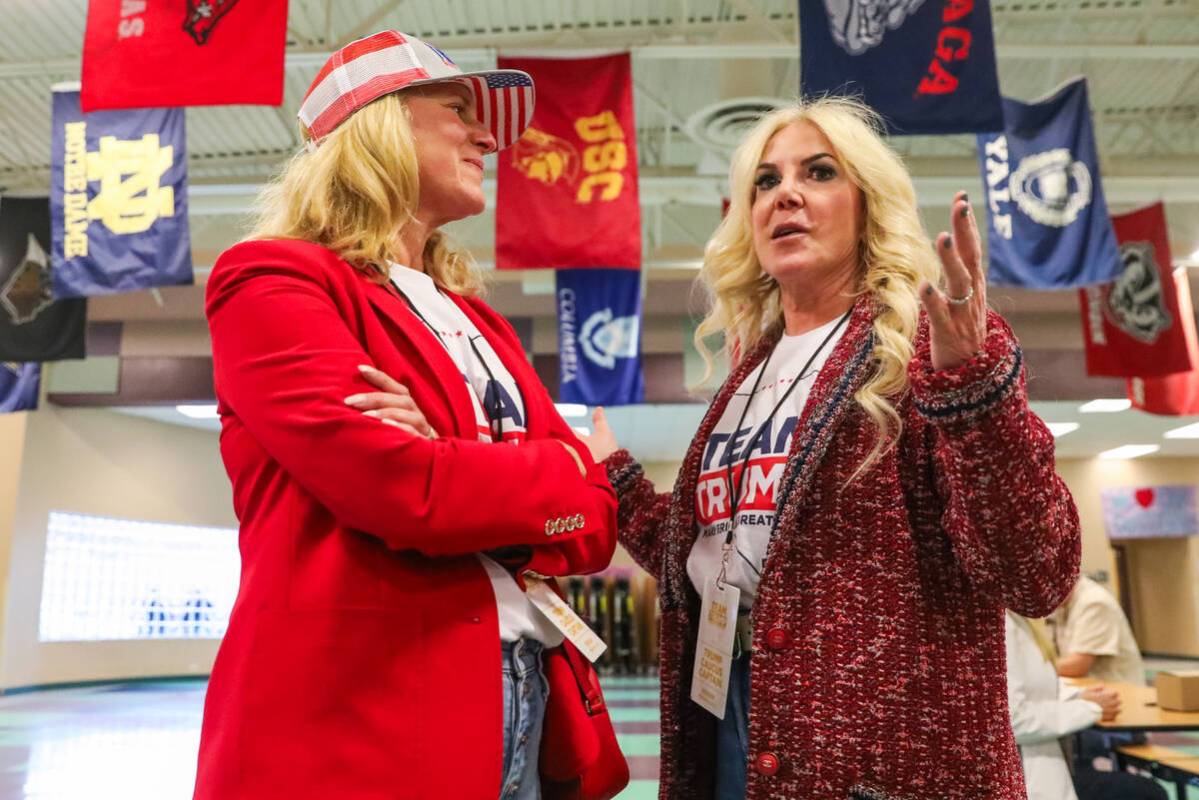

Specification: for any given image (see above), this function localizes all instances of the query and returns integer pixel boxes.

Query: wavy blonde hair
[694,97,941,472]
[249,91,484,296]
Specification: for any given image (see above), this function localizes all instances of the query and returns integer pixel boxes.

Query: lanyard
[390,281,508,442]
[717,307,852,586]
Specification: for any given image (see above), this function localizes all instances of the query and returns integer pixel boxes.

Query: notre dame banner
[50,87,192,298]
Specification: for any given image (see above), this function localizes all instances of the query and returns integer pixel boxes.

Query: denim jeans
[714,651,752,799]
[500,638,548,800]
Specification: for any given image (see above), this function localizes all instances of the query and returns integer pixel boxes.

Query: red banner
[496,54,640,270]
[1079,203,1192,377]
[1128,269,1199,415]
[81,0,287,111]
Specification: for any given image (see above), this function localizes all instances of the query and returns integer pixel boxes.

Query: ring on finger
[945,284,974,306]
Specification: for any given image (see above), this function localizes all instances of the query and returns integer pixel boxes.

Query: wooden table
[1112,744,1199,794]
[1066,678,1199,732]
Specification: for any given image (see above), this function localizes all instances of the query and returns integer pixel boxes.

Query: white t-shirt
[389,265,562,646]
[1049,575,1146,686]
[688,315,847,610]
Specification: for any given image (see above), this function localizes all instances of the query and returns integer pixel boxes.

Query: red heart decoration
[1135,488,1155,508]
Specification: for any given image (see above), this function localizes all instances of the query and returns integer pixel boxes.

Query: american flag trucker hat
[298,30,535,150]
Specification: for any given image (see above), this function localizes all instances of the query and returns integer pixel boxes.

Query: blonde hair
[249,92,484,296]
[694,96,941,472]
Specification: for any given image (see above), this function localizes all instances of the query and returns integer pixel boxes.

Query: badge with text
[525,577,608,662]
[690,576,740,719]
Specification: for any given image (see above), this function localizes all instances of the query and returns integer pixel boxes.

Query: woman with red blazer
[193,31,617,799]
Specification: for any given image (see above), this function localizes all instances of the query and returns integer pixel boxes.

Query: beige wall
[0,412,29,659]
[0,407,235,690]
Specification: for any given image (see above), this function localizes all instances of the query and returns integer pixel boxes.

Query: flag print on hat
[298,30,535,149]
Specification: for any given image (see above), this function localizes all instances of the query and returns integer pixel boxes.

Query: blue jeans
[500,639,548,800]
[714,652,752,799]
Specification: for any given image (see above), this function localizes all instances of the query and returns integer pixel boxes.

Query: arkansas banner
[977,79,1121,288]
[0,197,86,362]
[1128,268,1199,415]
[798,0,1003,134]
[556,269,644,406]
[497,54,641,270]
[0,362,40,413]
[50,87,193,298]
[1080,203,1191,377]
[80,0,288,111]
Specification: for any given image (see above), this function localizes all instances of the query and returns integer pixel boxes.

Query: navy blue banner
[0,362,40,413]
[50,88,192,298]
[556,269,644,406]
[977,79,1121,289]
[799,0,1003,135]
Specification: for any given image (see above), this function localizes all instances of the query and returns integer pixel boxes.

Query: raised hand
[346,364,438,439]
[918,191,988,371]
[575,407,620,463]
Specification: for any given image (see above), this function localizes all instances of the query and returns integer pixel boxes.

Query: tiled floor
[0,676,663,800]
[1,663,1197,799]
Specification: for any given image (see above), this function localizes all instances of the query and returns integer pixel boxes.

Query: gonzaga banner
[1128,268,1199,416]
[799,0,1003,134]
[0,362,40,413]
[556,269,644,406]
[1080,203,1192,377]
[50,88,193,298]
[497,54,641,270]
[978,78,1121,288]
[0,197,86,362]
[81,0,287,110]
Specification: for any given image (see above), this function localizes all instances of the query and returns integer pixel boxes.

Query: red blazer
[193,239,617,799]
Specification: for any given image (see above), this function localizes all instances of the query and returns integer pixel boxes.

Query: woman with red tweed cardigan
[583,97,1081,799]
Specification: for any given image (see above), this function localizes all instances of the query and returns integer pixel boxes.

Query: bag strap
[561,639,607,716]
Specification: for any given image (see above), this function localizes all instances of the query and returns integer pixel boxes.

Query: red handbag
[539,639,630,800]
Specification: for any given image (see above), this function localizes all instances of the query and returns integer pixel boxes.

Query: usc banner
[81,0,288,111]
[496,54,641,270]
[1128,268,1199,416]
[1080,203,1192,377]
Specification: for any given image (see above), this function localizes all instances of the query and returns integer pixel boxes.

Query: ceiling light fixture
[176,404,219,419]
[555,403,589,418]
[1097,444,1159,460]
[1164,422,1199,439]
[1079,398,1132,413]
[1046,422,1080,438]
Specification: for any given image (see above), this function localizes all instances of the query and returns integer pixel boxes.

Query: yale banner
[799,0,1003,134]
[0,362,40,414]
[497,54,641,270]
[50,87,193,298]
[555,269,644,406]
[1080,203,1193,378]
[81,0,288,111]
[977,78,1121,288]
[0,197,86,362]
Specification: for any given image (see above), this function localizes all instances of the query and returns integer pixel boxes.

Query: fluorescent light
[572,426,591,436]
[1046,422,1080,438]
[1164,422,1199,439]
[1098,444,1159,460]
[1190,248,1199,263]
[176,404,218,419]
[555,403,589,418]
[1079,399,1131,413]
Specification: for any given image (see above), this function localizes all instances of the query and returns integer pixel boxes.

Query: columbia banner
[798,0,1003,134]
[50,88,193,298]
[1128,268,1199,416]
[0,362,40,414]
[0,197,86,362]
[81,0,288,111]
[1080,203,1192,378]
[977,79,1121,289]
[555,269,644,406]
[497,54,641,270]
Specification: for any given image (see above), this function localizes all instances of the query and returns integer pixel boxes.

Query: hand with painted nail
[345,364,438,439]
[918,191,988,371]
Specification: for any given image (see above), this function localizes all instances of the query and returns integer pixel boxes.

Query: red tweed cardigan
[606,297,1080,800]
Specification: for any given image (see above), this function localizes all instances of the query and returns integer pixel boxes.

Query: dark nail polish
[960,193,969,203]
[960,206,970,219]
[943,235,954,250]
[924,285,934,296]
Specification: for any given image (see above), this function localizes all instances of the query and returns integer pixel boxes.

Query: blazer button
[764,627,788,650]
[754,752,780,776]
[544,520,554,536]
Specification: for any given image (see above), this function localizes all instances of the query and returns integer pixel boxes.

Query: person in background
[1051,574,1147,686]
[1006,611,1167,800]
[580,97,1081,799]
[193,31,617,800]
